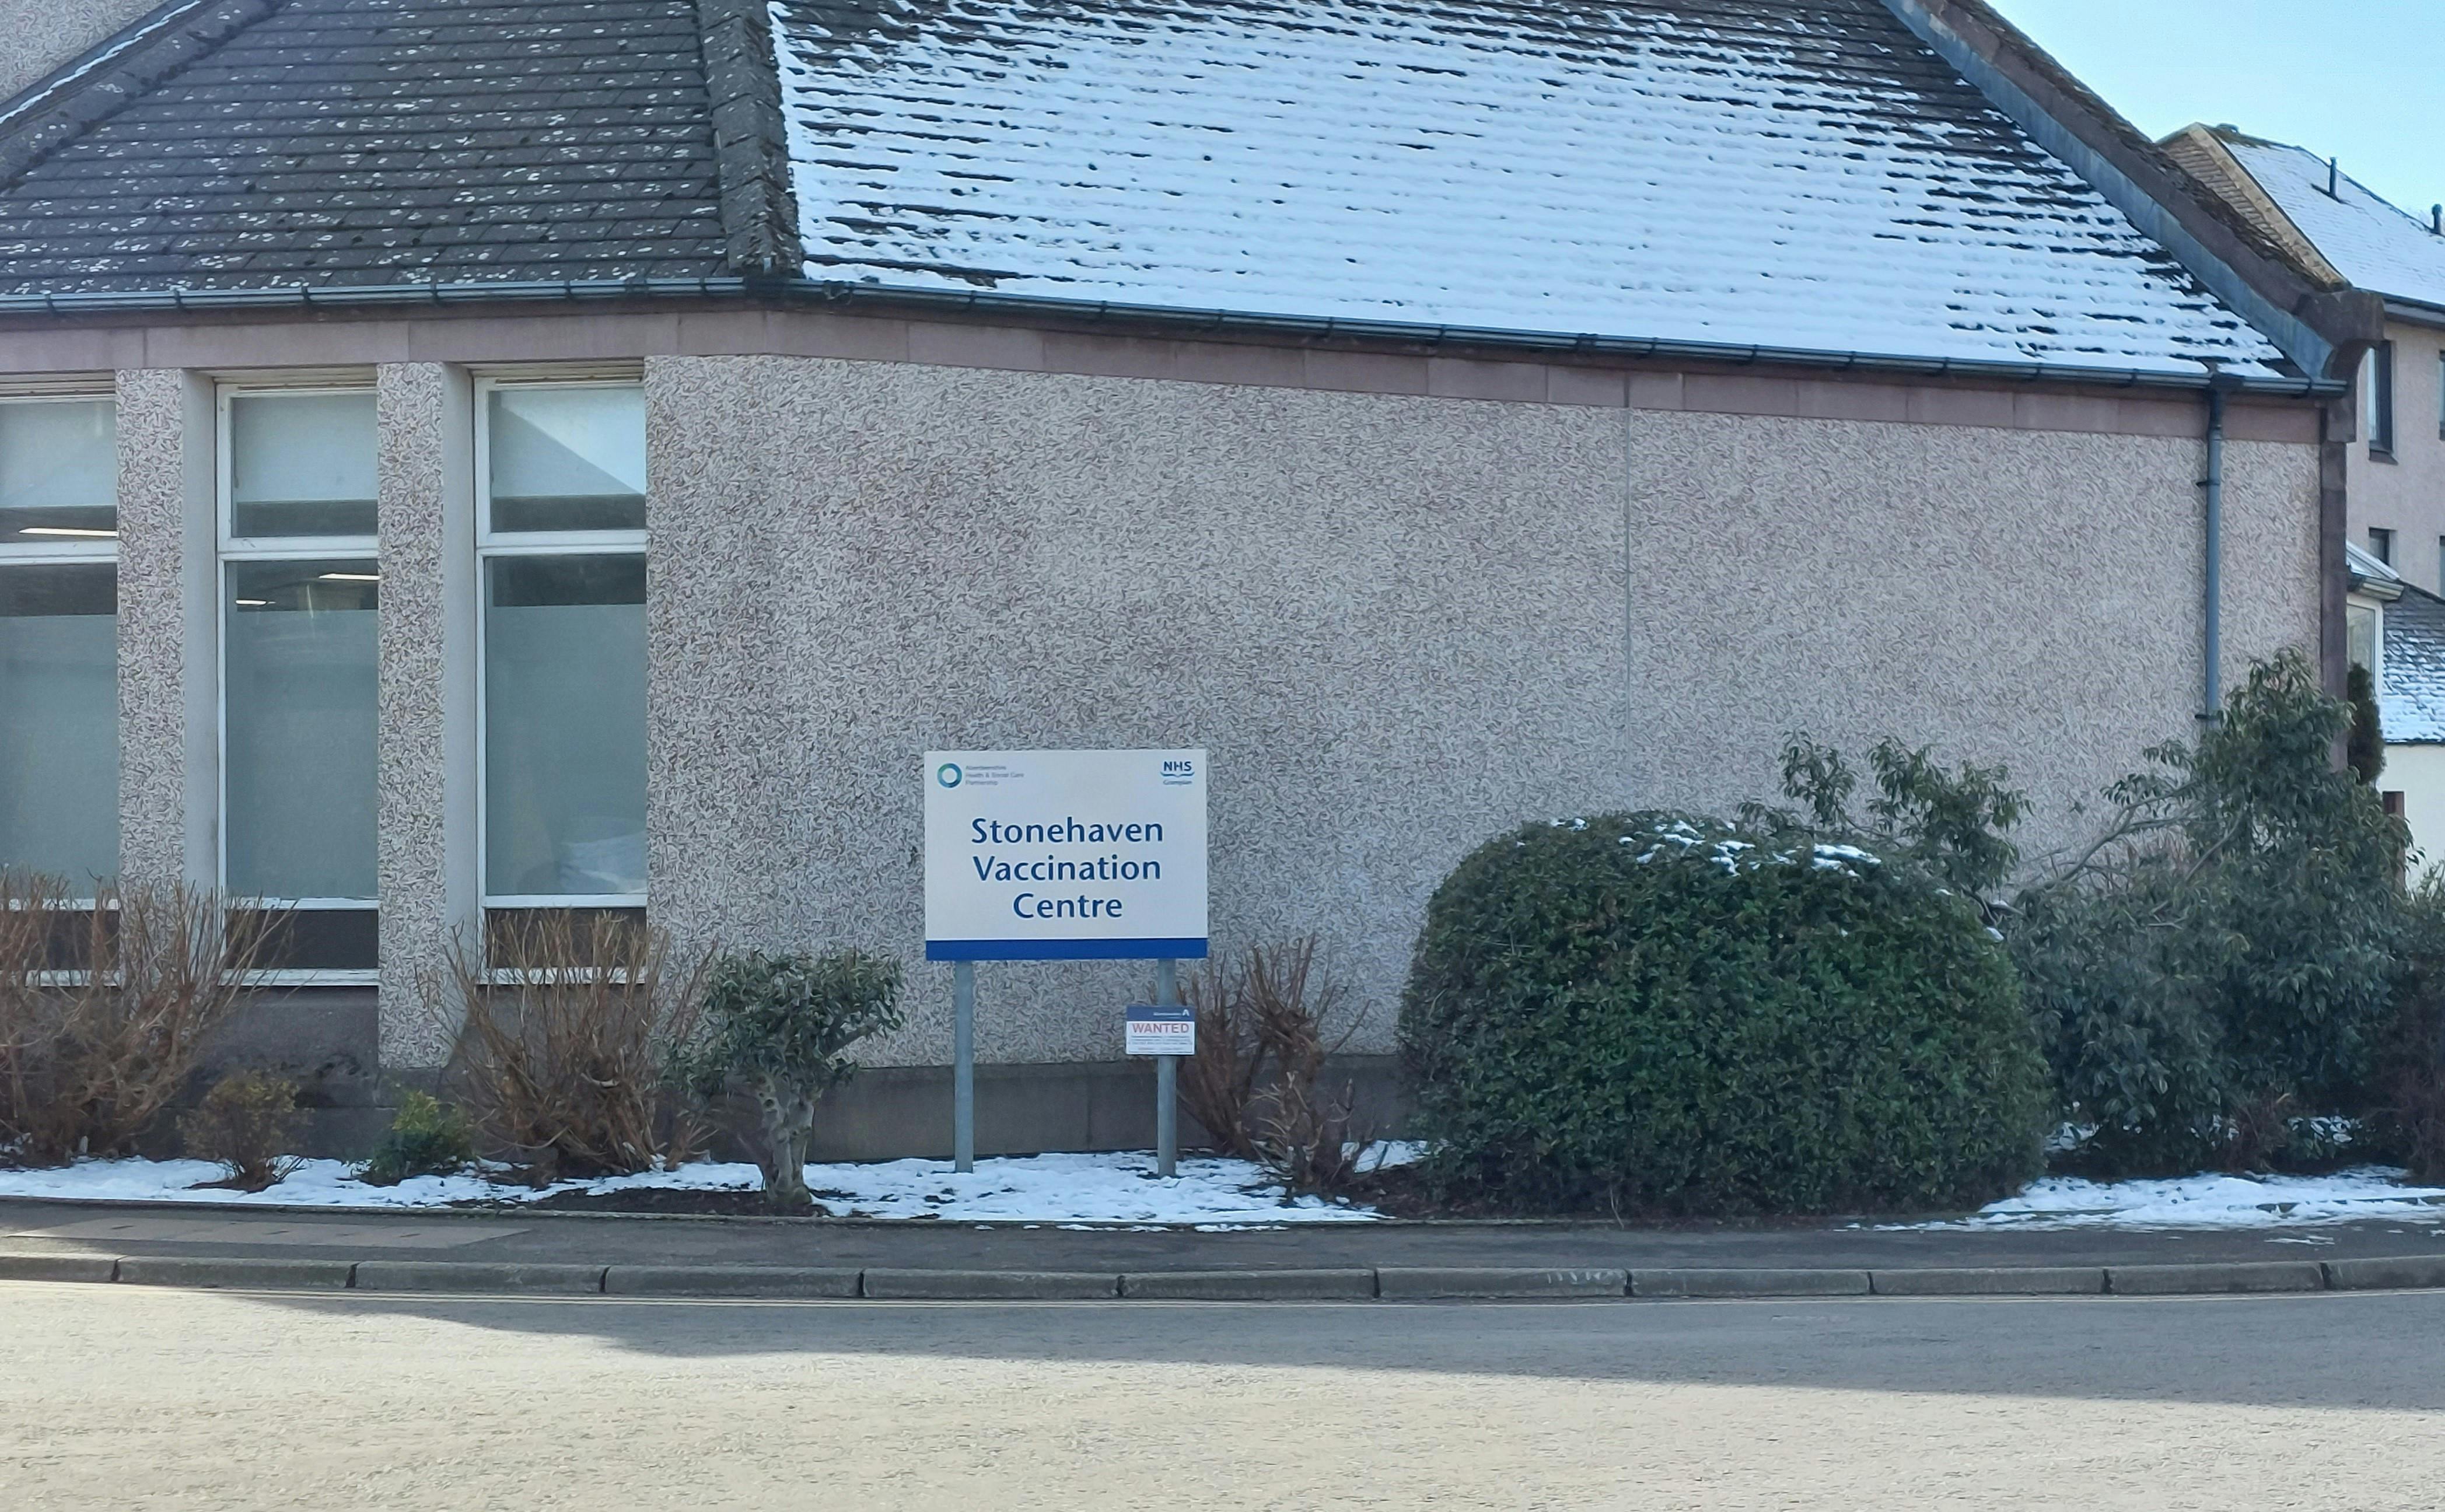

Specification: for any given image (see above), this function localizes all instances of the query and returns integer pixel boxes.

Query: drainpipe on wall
[2201,382,2226,723]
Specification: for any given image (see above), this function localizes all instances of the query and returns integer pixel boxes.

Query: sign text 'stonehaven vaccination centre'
[922,750,1209,962]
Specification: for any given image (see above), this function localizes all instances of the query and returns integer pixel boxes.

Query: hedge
[1399,813,2047,1214]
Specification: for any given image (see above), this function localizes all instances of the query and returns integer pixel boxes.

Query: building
[2168,125,2445,866]
[0,0,2378,1154]
[2164,125,2445,590]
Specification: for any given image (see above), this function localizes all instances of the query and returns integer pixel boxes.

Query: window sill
[249,970,380,988]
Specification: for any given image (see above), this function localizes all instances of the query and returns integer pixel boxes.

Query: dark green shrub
[1400,813,2047,1214]
[356,1090,477,1186]
[2370,881,2445,1181]
[2348,662,2384,786]
[2013,652,2405,1172]
[179,1069,304,1192]
[674,950,904,1212]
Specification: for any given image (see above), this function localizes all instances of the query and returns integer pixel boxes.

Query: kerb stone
[1121,1269,1377,1301]
[1634,1268,1872,1298]
[1375,1267,1628,1300]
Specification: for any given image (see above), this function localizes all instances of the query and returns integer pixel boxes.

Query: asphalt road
[2,1282,2440,1510]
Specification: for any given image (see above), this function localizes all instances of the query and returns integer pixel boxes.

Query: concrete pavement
[9,1195,2445,1299]
[2,1280,2440,1508]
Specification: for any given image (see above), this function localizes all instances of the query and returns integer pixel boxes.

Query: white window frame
[473,375,648,914]
[215,383,381,985]
[0,391,121,910]
[0,392,121,564]
[2366,341,2395,457]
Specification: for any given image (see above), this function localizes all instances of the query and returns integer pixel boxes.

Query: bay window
[0,396,118,888]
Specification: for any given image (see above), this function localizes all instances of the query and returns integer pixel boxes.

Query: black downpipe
[2202,386,2225,721]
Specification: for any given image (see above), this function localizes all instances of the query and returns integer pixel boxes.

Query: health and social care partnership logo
[936,763,963,788]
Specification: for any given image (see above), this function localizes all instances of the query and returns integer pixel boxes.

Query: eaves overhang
[1880,0,2382,383]
[0,275,2349,398]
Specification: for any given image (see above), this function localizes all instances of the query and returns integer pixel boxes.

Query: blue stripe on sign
[925,937,1211,963]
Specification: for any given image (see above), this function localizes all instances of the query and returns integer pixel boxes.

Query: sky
[1989,0,2441,218]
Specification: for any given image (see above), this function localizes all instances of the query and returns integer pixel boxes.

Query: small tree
[180,1069,305,1192]
[676,950,904,1212]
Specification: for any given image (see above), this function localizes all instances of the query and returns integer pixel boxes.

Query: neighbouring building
[2168,125,2445,866]
[0,0,2381,1154]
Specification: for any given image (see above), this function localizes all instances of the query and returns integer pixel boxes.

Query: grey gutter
[0,276,2345,398]
[2384,298,2445,332]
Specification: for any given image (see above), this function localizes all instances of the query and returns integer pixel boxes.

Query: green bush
[179,1069,304,1192]
[673,950,904,1212]
[1400,813,2047,1214]
[2013,652,2405,1173]
[356,1090,477,1186]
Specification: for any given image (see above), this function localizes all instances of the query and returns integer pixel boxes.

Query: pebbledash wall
[5,302,2325,1152]
[644,352,2322,1078]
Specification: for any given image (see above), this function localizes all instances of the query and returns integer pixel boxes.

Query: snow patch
[0,1149,1400,1225]
[1898,1167,2445,1231]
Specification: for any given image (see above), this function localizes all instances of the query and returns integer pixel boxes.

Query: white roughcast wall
[641,355,2320,1068]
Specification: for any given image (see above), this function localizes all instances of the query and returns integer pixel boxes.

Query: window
[2366,342,2395,457]
[2371,527,2395,566]
[476,380,646,919]
[0,397,118,888]
[218,388,379,975]
[2348,603,2378,679]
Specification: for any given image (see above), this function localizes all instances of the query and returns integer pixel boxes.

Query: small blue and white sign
[923,748,1209,963]
[1125,1005,1197,1056]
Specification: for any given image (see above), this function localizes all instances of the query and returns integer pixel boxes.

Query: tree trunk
[754,1079,816,1213]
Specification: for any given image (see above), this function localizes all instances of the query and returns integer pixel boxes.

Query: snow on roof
[768,0,2288,376]
[2350,540,2402,586]
[2223,136,2445,314]
[2383,589,2445,744]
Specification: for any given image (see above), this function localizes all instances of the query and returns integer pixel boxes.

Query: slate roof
[0,0,732,290]
[768,0,2290,376]
[2217,134,2445,315]
[0,0,2301,379]
[2383,587,2445,745]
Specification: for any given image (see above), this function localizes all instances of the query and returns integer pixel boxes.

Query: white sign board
[1125,1005,1197,1056]
[924,749,1208,963]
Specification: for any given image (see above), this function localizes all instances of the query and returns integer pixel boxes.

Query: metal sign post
[1155,958,1179,1178]
[953,959,975,1172]
[924,750,1209,1178]
[1127,984,1195,1178]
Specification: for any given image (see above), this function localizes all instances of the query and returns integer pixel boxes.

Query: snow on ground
[0,1149,1407,1224]
[1901,1167,2445,1231]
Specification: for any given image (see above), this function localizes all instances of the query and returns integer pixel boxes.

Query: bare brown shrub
[431,911,709,1182]
[179,1068,305,1191]
[0,872,288,1166]
[1180,956,1262,1160]
[1178,936,1370,1195]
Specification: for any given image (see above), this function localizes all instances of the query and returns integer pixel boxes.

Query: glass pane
[229,391,377,538]
[233,907,379,972]
[224,559,378,900]
[485,555,646,897]
[487,386,646,534]
[0,564,118,885]
[0,400,117,545]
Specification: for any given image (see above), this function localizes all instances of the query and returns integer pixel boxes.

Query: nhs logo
[1160,757,1196,786]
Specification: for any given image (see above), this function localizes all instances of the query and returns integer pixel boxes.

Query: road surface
[2,1281,2439,1509]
